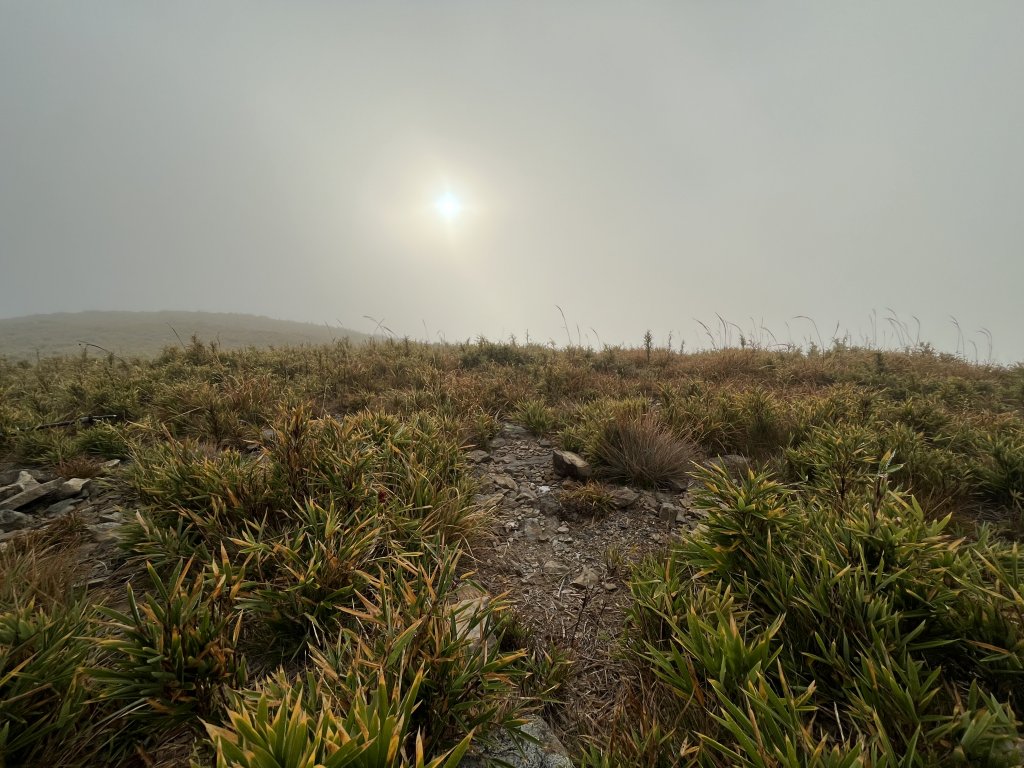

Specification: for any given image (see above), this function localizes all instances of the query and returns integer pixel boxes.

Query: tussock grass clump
[516,397,557,436]
[560,482,618,518]
[593,412,699,489]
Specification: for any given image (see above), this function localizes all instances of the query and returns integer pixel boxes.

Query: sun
[434,191,463,222]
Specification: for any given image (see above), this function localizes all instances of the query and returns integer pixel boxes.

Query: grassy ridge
[0,311,372,360]
[1,338,1023,766]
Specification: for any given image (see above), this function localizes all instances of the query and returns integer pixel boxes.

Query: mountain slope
[0,311,371,360]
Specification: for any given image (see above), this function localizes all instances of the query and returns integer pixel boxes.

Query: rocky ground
[0,462,130,581]
[465,423,717,754]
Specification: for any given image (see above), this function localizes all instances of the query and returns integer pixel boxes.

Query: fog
[2,2,1022,361]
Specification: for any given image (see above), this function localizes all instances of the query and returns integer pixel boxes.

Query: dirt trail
[465,424,700,740]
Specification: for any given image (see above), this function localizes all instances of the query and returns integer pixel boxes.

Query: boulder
[552,450,591,480]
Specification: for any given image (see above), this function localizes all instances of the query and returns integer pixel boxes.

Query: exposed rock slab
[1,478,65,510]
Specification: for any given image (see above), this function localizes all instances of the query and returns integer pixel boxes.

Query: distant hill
[0,311,372,361]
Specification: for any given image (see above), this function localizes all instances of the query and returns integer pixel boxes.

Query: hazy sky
[2,2,1022,360]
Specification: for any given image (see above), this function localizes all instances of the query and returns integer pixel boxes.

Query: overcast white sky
[2,2,1022,360]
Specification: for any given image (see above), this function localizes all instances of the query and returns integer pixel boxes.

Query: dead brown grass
[593,412,700,489]
[0,514,88,606]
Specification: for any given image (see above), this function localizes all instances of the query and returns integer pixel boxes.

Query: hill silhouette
[0,311,371,360]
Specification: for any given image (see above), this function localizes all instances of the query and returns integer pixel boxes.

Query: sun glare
[434,191,462,222]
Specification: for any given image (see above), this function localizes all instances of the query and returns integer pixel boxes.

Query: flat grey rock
[461,717,573,768]
[492,474,519,492]
[1,478,65,510]
[46,498,79,518]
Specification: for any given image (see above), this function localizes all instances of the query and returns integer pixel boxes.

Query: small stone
[537,494,560,516]
[603,581,618,592]
[556,524,569,534]
[609,487,639,508]
[542,560,570,576]
[88,521,121,543]
[0,510,32,531]
[522,519,544,541]
[676,509,691,524]
[467,450,491,464]
[552,450,592,480]
[100,458,122,470]
[56,478,93,500]
[659,502,679,523]
[571,566,600,589]
[489,437,508,448]
[501,424,530,438]
[474,493,505,510]
[492,474,518,492]
[538,438,552,448]
[449,587,491,648]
